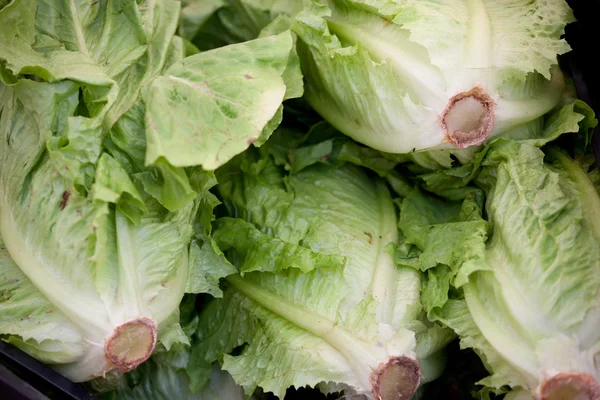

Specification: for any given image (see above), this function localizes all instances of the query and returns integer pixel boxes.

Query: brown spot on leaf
[244,74,254,80]
[364,232,374,244]
[59,190,70,210]
[0,289,14,302]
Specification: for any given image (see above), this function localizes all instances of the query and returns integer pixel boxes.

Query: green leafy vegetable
[397,140,600,398]
[185,142,454,399]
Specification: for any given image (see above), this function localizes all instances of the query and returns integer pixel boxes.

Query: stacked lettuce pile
[0,1,598,400]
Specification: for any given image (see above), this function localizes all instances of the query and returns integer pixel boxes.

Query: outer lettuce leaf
[475,143,600,330]
[0,234,85,365]
[367,0,572,81]
[142,30,303,170]
[194,282,376,396]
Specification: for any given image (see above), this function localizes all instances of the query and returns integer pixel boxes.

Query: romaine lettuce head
[0,0,302,383]
[0,76,198,382]
[185,131,455,399]
[395,140,600,399]
[292,0,575,155]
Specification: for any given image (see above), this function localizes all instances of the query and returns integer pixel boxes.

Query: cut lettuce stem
[539,373,600,400]
[441,86,495,148]
[370,356,421,400]
[104,318,157,373]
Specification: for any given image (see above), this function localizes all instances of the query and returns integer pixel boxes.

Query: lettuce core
[371,356,421,400]
[540,373,600,400]
[104,318,157,373]
[441,86,495,148]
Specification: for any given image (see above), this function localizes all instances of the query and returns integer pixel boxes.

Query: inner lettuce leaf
[396,139,600,398]
[185,140,454,399]
[179,0,306,51]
